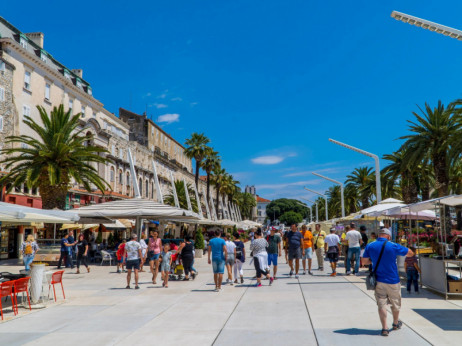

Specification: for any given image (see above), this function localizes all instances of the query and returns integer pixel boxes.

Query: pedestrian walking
[233,232,246,284]
[287,224,303,278]
[324,228,340,276]
[266,227,282,279]
[346,223,363,275]
[139,233,148,272]
[224,235,237,285]
[57,232,75,269]
[404,246,421,294]
[208,230,227,292]
[250,228,273,287]
[300,225,314,275]
[116,239,126,273]
[76,233,90,274]
[20,234,39,271]
[360,225,369,267]
[362,228,413,336]
[282,231,289,264]
[123,233,142,289]
[178,235,196,281]
[160,243,173,288]
[313,224,327,271]
[148,231,162,284]
[66,230,76,268]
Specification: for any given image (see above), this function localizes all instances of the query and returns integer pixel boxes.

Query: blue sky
[3,1,462,202]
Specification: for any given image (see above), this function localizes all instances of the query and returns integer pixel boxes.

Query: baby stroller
[168,251,185,281]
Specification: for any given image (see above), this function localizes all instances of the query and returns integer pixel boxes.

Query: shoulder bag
[314,232,321,250]
[365,241,388,290]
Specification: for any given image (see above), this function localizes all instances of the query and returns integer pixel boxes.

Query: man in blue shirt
[362,228,413,336]
[287,224,304,279]
[57,233,76,269]
[208,230,228,292]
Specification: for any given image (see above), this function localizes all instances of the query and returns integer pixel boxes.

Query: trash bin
[30,263,46,304]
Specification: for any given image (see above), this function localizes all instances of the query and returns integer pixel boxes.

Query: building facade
[256,195,271,225]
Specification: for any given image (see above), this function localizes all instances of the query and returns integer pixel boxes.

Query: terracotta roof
[199,176,208,182]
[256,196,271,203]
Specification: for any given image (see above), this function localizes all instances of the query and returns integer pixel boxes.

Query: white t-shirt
[325,234,340,247]
[139,239,148,256]
[125,241,141,260]
[346,230,362,248]
[225,240,236,256]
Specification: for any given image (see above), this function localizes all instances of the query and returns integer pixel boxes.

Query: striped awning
[75,198,200,221]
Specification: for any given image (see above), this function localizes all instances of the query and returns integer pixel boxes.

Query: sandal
[381,329,389,336]
[392,321,403,330]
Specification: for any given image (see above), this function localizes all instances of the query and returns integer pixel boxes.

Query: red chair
[49,270,65,302]
[0,281,16,320]
[12,277,31,312]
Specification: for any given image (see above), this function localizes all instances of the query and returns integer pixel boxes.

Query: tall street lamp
[304,187,328,221]
[301,198,317,223]
[391,11,462,41]
[312,172,345,218]
[329,138,382,203]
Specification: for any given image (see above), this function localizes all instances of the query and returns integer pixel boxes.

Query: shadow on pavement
[286,282,351,285]
[191,289,217,292]
[413,309,462,331]
[333,328,380,336]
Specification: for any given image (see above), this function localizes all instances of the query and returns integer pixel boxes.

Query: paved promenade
[1,246,461,346]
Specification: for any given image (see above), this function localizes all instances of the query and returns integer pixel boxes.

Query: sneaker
[117,270,121,273]
[269,277,274,285]
[125,285,130,289]
[230,281,234,286]
[234,279,238,284]
[256,283,262,287]
[135,285,140,289]
[319,267,324,271]
[295,274,299,279]
[289,270,294,277]
[192,273,196,280]
[309,271,313,275]
[302,270,306,275]
[241,277,244,284]
[330,272,337,277]
[214,288,219,292]
[346,271,351,276]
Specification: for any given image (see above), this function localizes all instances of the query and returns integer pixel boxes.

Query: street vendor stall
[405,196,462,299]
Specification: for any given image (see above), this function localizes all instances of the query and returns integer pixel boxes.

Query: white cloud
[171,97,183,102]
[157,113,180,124]
[157,93,167,99]
[151,103,168,109]
[251,155,285,165]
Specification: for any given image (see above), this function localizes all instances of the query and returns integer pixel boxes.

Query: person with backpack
[233,232,246,284]
[266,227,282,279]
[21,234,39,271]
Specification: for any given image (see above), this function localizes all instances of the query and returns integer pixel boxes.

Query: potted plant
[194,228,205,258]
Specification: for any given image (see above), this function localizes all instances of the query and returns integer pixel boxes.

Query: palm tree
[346,167,375,208]
[221,174,240,219]
[201,149,221,202]
[236,191,256,219]
[184,133,211,188]
[326,185,341,219]
[344,183,359,214]
[209,167,227,219]
[0,105,109,209]
[400,101,462,197]
[383,149,417,204]
[164,180,198,212]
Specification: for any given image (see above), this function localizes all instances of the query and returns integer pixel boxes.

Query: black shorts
[288,247,302,260]
[126,259,140,270]
[327,246,339,263]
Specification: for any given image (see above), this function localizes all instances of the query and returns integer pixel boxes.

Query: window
[45,83,50,100]
[20,36,28,49]
[64,70,71,80]
[81,106,85,118]
[110,168,115,182]
[0,61,5,72]
[151,127,154,136]
[87,87,92,95]
[76,79,82,88]
[23,105,31,117]
[0,116,3,132]
[0,87,4,101]
[119,170,123,184]
[111,145,115,156]
[126,173,130,185]
[119,148,123,159]
[145,180,149,198]
[68,99,73,113]
[40,51,47,63]
[139,178,143,196]
[92,112,96,118]
[24,71,31,90]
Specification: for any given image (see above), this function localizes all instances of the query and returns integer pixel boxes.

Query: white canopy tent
[360,198,406,217]
[0,202,79,223]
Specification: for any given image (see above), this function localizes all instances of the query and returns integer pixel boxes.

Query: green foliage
[0,105,110,209]
[164,180,199,212]
[279,211,303,226]
[266,198,308,221]
[236,192,257,219]
[96,229,103,244]
[107,233,115,247]
[194,228,205,249]
[184,132,211,187]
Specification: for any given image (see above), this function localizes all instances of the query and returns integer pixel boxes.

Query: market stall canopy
[75,199,201,221]
[408,195,462,212]
[0,202,79,223]
[383,206,437,220]
[360,198,406,217]
[60,223,99,230]
[218,219,237,226]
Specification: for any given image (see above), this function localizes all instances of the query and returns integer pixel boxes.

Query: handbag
[314,232,321,250]
[365,240,388,290]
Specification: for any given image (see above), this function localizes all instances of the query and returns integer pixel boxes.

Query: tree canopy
[266,198,309,222]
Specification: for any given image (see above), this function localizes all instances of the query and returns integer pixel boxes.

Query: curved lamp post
[301,198,317,222]
[312,172,345,218]
[304,187,328,221]
[329,138,381,203]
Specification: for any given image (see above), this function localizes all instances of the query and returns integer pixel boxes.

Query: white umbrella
[0,202,79,223]
[360,198,406,217]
